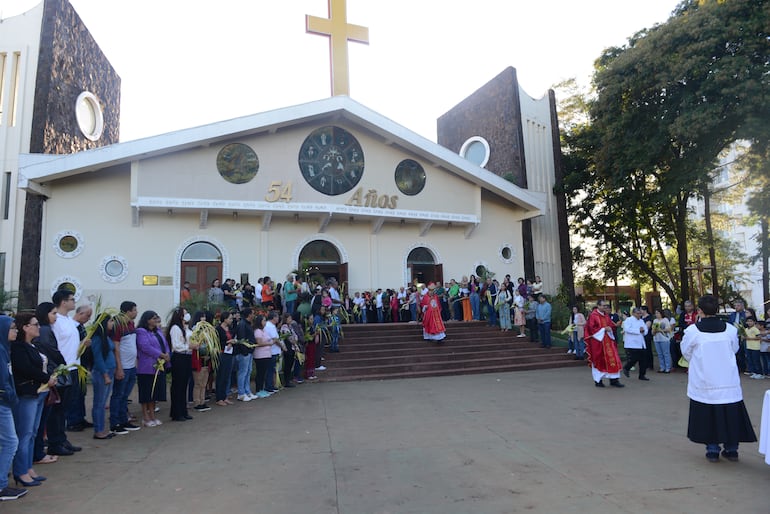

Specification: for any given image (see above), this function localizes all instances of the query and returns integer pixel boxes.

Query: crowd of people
[0,279,351,502]
[3,273,764,502]
[578,295,766,462]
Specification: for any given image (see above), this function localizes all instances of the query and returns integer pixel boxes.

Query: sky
[1,0,682,143]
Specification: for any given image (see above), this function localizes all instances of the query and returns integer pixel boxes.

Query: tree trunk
[762,216,769,306]
[675,194,691,305]
[701,184,719,296]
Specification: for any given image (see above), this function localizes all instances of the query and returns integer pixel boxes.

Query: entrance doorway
[298,240,347,286]
[407,247,443,286]
[181,242,223,296]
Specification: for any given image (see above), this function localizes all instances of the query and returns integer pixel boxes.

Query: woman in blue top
[90,316,117,440]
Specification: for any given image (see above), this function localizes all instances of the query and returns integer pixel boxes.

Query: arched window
[182,242,222,261]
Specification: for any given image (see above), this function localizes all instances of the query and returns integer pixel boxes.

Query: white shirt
[329,287,341,303]
[622,316,648,349]
[375,292,384,308]
[170,324,192,354]
[353,296,365,308]
[681,322,742,404]
[254,283,263,301]
[53,313,80,365]
[265,320,281,355]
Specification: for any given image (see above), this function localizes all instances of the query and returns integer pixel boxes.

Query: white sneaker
[566,350,572,355]
[751,373,762,379]
[247,393,259,400]
[316,365,327,371]
[237,394,245,401]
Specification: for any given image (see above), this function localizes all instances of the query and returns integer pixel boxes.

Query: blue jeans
[215,352,235,401]
[0,404,19,488]
[470,293,480,320]
[12,393,45,477]
[110,367,136,427]
[65,369,86,428]
[539,322,552,347]
[92,369,115,433]
[331,332,340,352]
[377,307,384,323]
[760,352,770,375]
[746,349,761,374]
[574,336,586,358]
[285,300,295,316]
[655,339,672,371]
[410,304,417,322]
[706,442,738,454]
[235,354,253,396]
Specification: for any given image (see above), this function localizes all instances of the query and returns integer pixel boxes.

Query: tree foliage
[561,0,770,305]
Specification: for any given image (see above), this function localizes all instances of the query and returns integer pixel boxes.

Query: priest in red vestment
[422,284,446,341]
[585,300,624,387]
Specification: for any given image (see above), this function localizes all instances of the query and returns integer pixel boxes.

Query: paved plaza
[4,366,768,513]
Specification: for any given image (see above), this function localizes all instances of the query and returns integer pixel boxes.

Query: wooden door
[182,262,222,296]
[338,262,348,294]
[434,263,443,285]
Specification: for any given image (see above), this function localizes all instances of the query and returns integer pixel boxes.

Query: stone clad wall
[29,0,120,154]
[436,67,526,187]
[20,0,121,309]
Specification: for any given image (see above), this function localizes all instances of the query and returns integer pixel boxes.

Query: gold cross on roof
[306,0,369,96]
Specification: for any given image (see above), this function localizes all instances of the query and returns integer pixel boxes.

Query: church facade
[4,0,571,316]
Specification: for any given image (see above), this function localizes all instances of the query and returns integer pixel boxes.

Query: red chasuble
[584,310,622,373]
[422,293,445,336]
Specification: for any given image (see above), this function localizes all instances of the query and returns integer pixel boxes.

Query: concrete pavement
[4,366,769,513]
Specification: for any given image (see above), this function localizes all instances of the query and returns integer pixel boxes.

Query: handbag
[45,386,61,406]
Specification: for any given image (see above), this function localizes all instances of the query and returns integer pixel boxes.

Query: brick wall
[29,0,120,154]
[436,67,527,188]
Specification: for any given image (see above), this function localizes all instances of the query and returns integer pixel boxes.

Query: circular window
[395,159,426,196]
[475,265,487,277]
[499,243,514,264]
[459,136,491,168]
[99,255,129,283]
[298,126,365,196]
[75,91,104,141]
[216,143,259,184]
[54,231,85,258]
[50,276,83,301]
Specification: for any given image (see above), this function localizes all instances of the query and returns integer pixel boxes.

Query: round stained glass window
[59,236,78,253]
[216,143,259,184]
[395,159,426,196]
[54,231,85,258]
[105,260,123,277]
[298,126,365,196]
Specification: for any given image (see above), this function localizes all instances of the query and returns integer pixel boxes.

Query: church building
[2,0,572,315]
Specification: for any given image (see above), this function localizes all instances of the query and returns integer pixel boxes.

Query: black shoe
[93,433,115,440]
[122,422,141,431]
[48,445,74,456]
[706,452,720,462]
[0,486,27,501]
[284,383,296,388]
[13,476,41,487]
[609,379,625,388]
[171,417,187,422]
[721,450,739,462]
[183,414,193,420]
[82,420,94,428]
[67,423,85,432]
[623,368,630,378]
[639,376,650,381]
[595,381,605,387]
[63,441,82,452]
[111,425,129,435]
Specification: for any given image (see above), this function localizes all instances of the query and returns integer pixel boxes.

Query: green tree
[561,0,770,304]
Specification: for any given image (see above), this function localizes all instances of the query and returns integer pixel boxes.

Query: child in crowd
[329,307,342,353]
[744,317,762,379]
[758,321,769,378]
